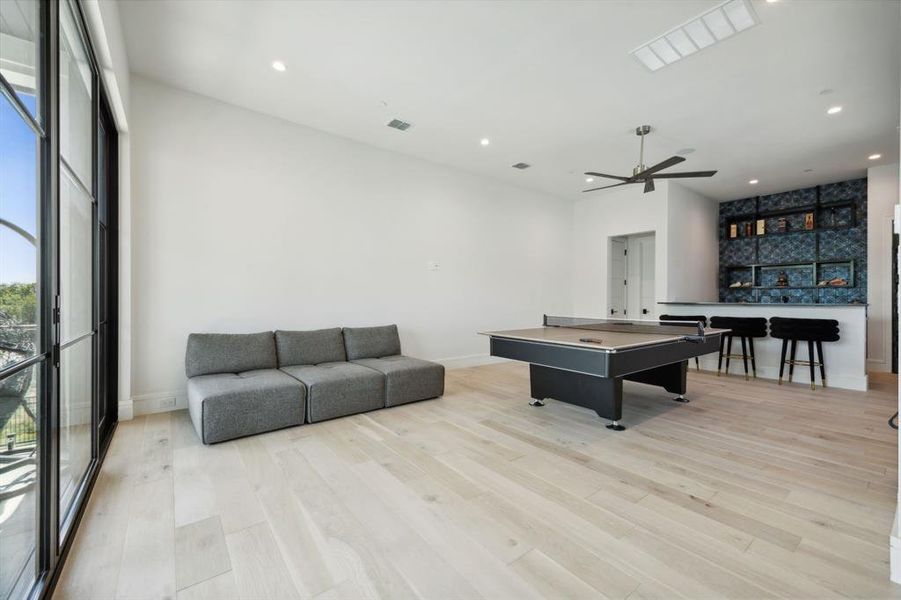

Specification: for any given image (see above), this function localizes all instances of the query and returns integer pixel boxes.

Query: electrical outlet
[159,396,177,409]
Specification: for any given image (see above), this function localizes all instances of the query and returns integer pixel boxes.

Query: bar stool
[769,317,839,389]
[659,314,707,370]
[709,316,768,380]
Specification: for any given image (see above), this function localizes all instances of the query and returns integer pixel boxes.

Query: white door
[609,238,627,318]
[637,235,656,320]
[625,234,656,320]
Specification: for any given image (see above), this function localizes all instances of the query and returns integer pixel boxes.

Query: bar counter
[658,302,867,391]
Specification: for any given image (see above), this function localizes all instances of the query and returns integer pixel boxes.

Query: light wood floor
[54,364,900,600]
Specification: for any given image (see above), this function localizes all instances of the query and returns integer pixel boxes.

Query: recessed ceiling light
[586,177,595,183]
[766,0,778,3]
[271,60,286,72]
[826,106,842,115]
[749,179,759,185]
[869,153,882,160]
[480,138,490,146]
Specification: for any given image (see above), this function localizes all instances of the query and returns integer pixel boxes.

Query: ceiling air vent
[386,118,412,131]
[511,162,531,170]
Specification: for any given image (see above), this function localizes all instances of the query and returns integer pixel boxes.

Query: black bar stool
[769,317,839,389]
[660,314,707,371]
[709,316,768,380]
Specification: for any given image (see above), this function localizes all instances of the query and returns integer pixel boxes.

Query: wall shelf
[723,198,857,241]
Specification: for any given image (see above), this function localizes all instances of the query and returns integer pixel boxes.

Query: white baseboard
[132,391,186,416]
[436,354,508,369]
[118,400,134,421]
[867,358,892,373]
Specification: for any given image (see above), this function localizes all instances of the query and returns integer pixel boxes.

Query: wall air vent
[386,118,412,131]
[511,162,531,170]
[630,0,759,72]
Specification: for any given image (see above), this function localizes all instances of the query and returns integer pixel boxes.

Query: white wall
[571,186,668,316]
[129,76,573,411]
[867,163,900,372]
[666,183,719,303]
[571,181,718,317]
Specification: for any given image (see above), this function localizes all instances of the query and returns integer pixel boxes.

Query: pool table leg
[529,364,625,430]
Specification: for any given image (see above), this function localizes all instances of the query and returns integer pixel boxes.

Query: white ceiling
[120,0,900,201]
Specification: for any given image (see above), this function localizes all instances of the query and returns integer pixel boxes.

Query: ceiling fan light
[665,30,697,57]
[649,38,680,64]
[633,46,665,71]
[702,9,735,41]
[683,19,715,49]
[723,0,757,32]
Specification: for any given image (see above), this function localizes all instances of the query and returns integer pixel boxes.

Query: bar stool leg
[740,336,749,381]
[748,337,757,378]
[816,341,826,388]
[788,339,797,383]
[778,339,787,384]
[807,340,816,390]
[717,335,725,375]
[694,356,700,371]
[724,335,733,375]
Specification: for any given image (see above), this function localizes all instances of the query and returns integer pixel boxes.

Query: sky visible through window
[0,92,38,285]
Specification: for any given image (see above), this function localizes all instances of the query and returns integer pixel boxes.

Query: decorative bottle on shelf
[776,271,789,287]
[804,212,814,230]
[756,219,765,235]
[777,217,787,233]
[744,222,752,237]
[729,223,738,239]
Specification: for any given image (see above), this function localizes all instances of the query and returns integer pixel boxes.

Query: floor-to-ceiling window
[0,1,117,598]
[1,1,44,597]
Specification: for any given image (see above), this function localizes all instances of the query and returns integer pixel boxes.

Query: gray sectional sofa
[185,325,444,444]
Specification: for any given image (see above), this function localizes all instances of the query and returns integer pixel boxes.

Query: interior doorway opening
[608,232,656,320]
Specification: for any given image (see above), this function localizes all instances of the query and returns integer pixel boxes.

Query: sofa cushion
[275,328,346,366]
[187,369,305,444]
[342,325,401,360]
[185,332,277,377]
[352,356,444,407]
[281,362,384,423]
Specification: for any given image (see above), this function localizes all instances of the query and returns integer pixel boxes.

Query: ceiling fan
[584,125,717,194]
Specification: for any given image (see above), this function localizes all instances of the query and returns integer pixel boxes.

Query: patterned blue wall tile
[757,231,816,264]
[818,229,864,261]
[758,265,814,288]
[820,178,866,203]
[718,177,866,305]
[720,238,756,266]
[758,187,817,212]
[720,198,756,218]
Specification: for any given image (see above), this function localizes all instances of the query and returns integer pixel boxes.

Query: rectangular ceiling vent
[630,0,759,72]
[511,162,531,170]
[386,118,412,131]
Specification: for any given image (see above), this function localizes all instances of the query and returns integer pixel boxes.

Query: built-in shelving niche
[718,178,867,304]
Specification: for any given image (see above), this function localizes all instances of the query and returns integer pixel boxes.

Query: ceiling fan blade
[582,182,632,193]
[650,170,718,178]
[643,179,655,193]
[634,156,685,178]
[584,171,631,181]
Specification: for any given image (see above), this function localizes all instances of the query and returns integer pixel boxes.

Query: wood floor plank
[54,366,900,600]
[225,522,301,600]
[174,515,231,591]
